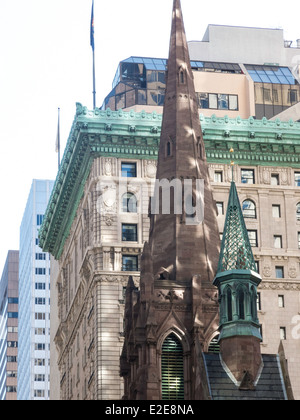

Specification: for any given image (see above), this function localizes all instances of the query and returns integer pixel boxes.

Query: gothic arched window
[226,287,233,322]
[237,288,245,320]
[161,334,184,400]
[250,286,258,321]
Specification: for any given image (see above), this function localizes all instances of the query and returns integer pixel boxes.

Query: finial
[230,148,235,182]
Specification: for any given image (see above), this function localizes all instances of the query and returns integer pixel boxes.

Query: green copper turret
[213,180,262,341]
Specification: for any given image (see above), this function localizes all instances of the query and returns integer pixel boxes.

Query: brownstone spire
[150,0,220,283]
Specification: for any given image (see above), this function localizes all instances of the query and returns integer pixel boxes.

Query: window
[272,205,281,218]
[280,327,286,341]
[218,94,229,110]
[198,93,209,109]
[8,297,18,304]
[209,93,218,109]
[257,292,262,311]
[229,95,238,111]
[161,334,184,400]
[276,266,284,279]
[122,224,138,242]
[35,359,45,366]
[297,203,300,221]
[274,235,283,249]
[288,89,298,104]
[121,162,137,177]
[35,298,46,305]
[271,174,279,185]
[6,386,17,393]
[295,173,300,187]
[35,374,45,382]
[35,268,46,275]
[248,230,258,247]
[35,343,45,350]
[278,295,285,308]
[122,193,137,213]
[226,288,233,322]
[241,169,255,184]
[35,283,46,290]
[7,341,18,348]
[197,93,238,110]
[35,313,46,320]
[37,215,44,226]
[122,255,138,272]
[179,71,185,84]
[237,288,245,320]
[167,142,171,156]
[242,200,256,219]
[36,253,46,260]
[216,202,224,216]
[34,390,45,398]
[298,233,300,249]
[8,312,18,319]
[214,171,223,183]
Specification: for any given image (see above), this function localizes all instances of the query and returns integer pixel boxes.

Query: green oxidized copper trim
[217,181,257,274]
[38,104,162,260]
[39,105,300,260]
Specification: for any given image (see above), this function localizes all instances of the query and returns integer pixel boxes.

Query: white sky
[0,0,299,270]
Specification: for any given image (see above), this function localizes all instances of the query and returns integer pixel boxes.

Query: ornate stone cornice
[39,105,300,260]
[259,280,300,291]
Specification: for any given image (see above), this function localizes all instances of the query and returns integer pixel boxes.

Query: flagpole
[56,108,61,170]
[92,45,96,110]
[91,0,96,109]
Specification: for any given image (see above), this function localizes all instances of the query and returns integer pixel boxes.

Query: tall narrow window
[161,334,184,400]
[179,71,185,84]
[238,289,245,320]
[226,288,233,322]
[167,142,171,156]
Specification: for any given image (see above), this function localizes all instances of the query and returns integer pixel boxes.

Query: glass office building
[103,56,300,119]
[18,180,54,400]
[0,251,19,400]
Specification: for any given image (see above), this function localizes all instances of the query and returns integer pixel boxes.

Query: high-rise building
[103,25,300,121]
[39,4,300,400]
[0,251,19,400]
[121,0,292,401]
[18,180,54,400]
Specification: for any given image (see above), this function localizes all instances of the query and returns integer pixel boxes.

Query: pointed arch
[225,286,233,322]
[161,333,184,400]
[236,285,248,320]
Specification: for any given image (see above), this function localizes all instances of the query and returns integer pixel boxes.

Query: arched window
[237,288,245,320]
[161,334,184,400]
[242,200,256,219]
[122,193,137,213]
[226,287,233,322]
[297,203,300,221]
[179,71,185,84]
[250,286,258,321]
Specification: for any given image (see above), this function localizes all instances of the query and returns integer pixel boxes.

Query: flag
[90,0,95,51]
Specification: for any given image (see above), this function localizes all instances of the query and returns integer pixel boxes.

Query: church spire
[214,176,263,388]
[149,0,220,283]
